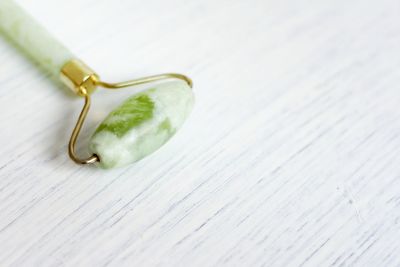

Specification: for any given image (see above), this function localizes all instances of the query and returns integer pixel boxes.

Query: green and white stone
[89,80,194,169]
[0,0,73,76]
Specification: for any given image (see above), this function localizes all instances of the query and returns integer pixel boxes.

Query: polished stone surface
[89,80,194,168]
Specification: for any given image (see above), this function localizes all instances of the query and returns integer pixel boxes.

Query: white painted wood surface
[1,0,400,266]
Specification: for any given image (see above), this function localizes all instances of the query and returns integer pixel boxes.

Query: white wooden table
[1,0,400,266]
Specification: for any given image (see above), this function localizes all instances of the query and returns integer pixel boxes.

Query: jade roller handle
[0,0,73,77]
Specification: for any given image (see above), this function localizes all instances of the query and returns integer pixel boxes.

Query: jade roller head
[62,61,194,169]
[0,0,194,169]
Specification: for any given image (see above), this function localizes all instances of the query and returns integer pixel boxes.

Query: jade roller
[0,0,194,169]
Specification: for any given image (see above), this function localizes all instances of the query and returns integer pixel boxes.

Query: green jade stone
[89,80,194,169]
[0,0,73,76]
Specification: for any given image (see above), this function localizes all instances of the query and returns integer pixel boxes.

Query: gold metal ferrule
[60,58,193,166]
[60,59,99,96]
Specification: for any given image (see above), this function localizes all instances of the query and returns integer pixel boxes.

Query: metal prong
[97,73,193,89]
[68,87,99,165]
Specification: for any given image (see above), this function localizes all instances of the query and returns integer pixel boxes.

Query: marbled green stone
[89,80,194,169]
[95,94,155,138]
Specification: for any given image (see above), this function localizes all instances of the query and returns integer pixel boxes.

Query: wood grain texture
[1,0,400,266]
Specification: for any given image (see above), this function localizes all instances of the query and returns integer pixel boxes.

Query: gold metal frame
[61,59,193,165]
